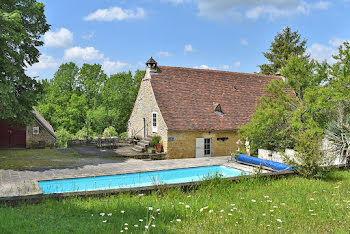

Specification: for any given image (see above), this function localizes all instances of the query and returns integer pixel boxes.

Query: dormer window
[214,104,224,116]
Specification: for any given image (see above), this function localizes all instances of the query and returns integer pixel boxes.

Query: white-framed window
[152,112,158,133]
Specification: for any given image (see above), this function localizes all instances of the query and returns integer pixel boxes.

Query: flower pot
[155,144,162,153]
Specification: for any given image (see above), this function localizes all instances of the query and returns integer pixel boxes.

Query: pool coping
[0,170,295,203]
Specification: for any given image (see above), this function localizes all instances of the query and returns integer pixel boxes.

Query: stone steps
[131,136,152,152]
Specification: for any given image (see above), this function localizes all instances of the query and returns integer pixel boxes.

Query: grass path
[1,171,350,233]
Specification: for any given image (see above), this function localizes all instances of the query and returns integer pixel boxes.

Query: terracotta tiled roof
[150,66,284,131]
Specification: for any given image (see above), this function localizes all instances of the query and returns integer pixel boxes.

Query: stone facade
[128,69,168,150]
[167,131,239,159]
[26,118,56,148]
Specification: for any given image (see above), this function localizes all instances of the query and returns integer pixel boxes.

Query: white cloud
[158,51,172,57]
[307,43,337,64]
[222,65,230,70]
[184,44,194,54]
[26,54,59,77]
[64,46,104,61]
[102,59,131,74]
[234,61,241,68]
[84,6,145,21]
[194,64,217,70]
[30,54,59,70]
[329,38,349,47]
[240,39,248,46]
[172,0,331,21]
[245,1,330,20]
[44,28,73,48]
[82,32,95,40]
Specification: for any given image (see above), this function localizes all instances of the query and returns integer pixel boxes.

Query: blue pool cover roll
[235,154,293,171]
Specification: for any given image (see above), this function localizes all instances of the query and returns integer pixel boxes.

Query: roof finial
[146,57,158,73]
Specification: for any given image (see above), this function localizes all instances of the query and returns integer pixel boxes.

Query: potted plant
[150,136,162,153]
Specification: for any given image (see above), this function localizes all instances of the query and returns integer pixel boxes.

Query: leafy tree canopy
[258,27,308,75]
[0,0,50,124]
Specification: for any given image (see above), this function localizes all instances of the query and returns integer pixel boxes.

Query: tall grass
[1,171,350,233]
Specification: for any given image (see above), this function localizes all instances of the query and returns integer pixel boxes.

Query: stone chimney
[145,57,158,74]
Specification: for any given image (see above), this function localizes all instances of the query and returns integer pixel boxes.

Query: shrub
[103,126,118,137]
[74,127,96,140]
[283,129,333,178]
[55,129,73,148]
[325,113,350,166]
[149,136,161,146]
[119,132,128,138]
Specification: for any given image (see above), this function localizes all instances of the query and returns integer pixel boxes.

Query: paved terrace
[0,156,267,198]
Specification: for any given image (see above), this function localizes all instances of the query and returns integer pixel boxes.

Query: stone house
[0,109,56,148]
[128,58,282,159]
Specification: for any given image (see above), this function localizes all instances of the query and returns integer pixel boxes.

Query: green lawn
[1,171,350,233]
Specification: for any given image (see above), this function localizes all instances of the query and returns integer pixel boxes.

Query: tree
[259,27,308,75]
[240,55,328,154]
[0,0,50,124]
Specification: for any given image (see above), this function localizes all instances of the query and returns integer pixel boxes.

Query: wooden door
[196,138,205,158]
[0,120,10,148]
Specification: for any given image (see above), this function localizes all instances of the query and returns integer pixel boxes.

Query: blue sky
[26,0,350,79]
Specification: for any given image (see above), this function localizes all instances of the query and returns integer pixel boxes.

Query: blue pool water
[38,165,250,194]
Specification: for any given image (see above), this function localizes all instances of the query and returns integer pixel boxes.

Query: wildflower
[277,219,282,223]
[138,193,144,196]
[179,202,184,205]
[148,207,153,211]
[269,210,274,212]
[203,206,209,209]
[231,204,235,206]
[267,200,272,203]
[139,219,143,222]
[124,223,128,226]
[120,231,123,233]
[200,208,204,212]
[310,198,314,201]
[91,214,93,216]
[120,210,125,214]
[151,224,156,227]
[334,186,340,189]
[156,208,161,212]
[145,225,149,229]
[281,203,286,206]
[176,219,181,222]
[151,215,155,220]
[251,199,256,202]
[267,225,270,227]
[264,195,269,198]
[277,227,281,229]
[273,206,278,208]
[124,227,128,230]
[262,213,266,216]
[209,210,214,213]
[187,195,191,197]
[309,209,314,212]
[311,213,317,216]
[220,209,224,213]
[108,213,112,216]
[240,197,244,199]
[100,213,105,216]
[102,220,107,223]
[185,205,190,208]
[228,213,233,216]
[332,194,336,196]
[134,224,139,227]
[230,209,234,211]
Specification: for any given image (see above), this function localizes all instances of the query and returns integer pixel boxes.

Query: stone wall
[167,131,239,159]
[127,69,168,150]
[26,119,56,148]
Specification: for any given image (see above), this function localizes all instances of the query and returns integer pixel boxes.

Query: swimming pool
[38,165,250,194]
